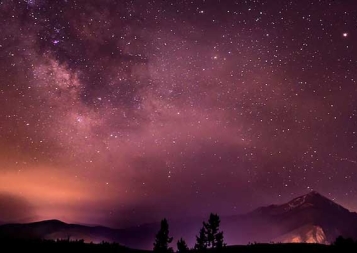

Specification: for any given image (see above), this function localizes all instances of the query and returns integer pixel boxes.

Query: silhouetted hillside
[1,239,357,253]
[1,191,357,249]
[0,238,150,253]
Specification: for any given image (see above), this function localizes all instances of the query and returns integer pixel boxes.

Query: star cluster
[0,0,356,227]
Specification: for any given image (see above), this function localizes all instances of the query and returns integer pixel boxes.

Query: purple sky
[0,0,356,228]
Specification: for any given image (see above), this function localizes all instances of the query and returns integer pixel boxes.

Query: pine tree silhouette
[177,238,189,253]
[153,218,173,253]
[215,231,225,248]
[194,226,207,251]
[197,213,225,249]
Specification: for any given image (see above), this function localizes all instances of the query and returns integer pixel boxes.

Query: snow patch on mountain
[274,224,327,244]
[285,195,307,210]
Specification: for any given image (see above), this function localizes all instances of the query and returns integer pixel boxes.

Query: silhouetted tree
[194,227,207,251]
[203,213,225,249]
[177,238,189,253]
[215,231,225,248]
[153,218,173,253]
[334,236,355,247]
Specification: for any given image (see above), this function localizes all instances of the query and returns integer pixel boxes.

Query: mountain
[0,191,356,249]
[0,220,113,242]
[222,191,357,245]
[0,219,158,249]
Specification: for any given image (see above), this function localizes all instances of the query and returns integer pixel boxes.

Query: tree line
[153,213,225,253]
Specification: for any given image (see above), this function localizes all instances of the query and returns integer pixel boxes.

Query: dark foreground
[0,239,150,253]
[224,243,354,253]
[0,239,357,253]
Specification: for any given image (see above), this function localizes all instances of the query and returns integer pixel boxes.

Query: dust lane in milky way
[0,0,356,227]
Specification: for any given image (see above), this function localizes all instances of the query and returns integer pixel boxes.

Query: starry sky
[0,0,357,228]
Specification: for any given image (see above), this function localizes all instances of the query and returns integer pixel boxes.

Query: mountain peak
[282,191,350,215]
[306,190,324,198]
[307,190,320,195]
[304,191,327,201]
[32,219,67,226]
[303,191,334,203]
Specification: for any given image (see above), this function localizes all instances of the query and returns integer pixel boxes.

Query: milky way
[0,0,357,227]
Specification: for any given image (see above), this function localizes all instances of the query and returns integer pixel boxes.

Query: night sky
[0,0,357,228]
